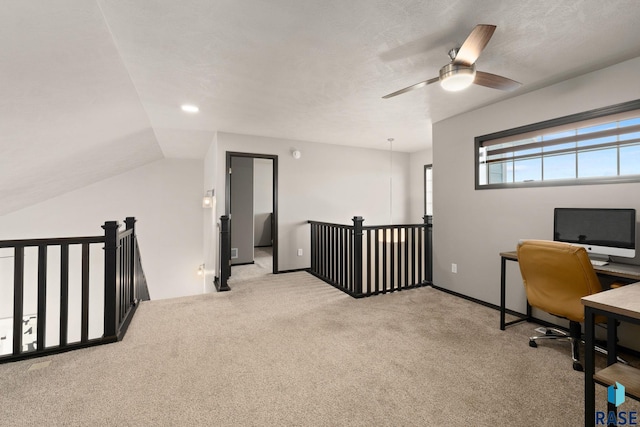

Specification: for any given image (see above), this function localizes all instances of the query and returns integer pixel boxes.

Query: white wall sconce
[202,189,215,208]
[292,149,302,160]
[197,264,205,276]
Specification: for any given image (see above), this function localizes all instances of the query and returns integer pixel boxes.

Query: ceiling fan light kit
[440,63,476,91]
[383,24,521,98]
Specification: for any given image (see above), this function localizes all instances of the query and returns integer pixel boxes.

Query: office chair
[517,239,604,371]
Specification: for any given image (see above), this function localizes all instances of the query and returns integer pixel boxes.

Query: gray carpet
[0,272,638,426]
[229,247,273,283]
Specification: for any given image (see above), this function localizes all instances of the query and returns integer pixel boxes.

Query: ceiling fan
[382,24,521,99]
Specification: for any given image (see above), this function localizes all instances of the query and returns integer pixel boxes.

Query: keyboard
[590,259,609,266]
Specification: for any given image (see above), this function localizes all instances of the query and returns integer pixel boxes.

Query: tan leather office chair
[517,239,603,371]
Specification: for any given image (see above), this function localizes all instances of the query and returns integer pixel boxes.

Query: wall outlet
[297,248,303,256]
[451,263,457,273]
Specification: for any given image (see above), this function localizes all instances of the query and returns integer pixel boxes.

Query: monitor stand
[588,254,609,266]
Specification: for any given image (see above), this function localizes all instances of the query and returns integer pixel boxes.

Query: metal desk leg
[584,306,595,427]
[606,317,618,425]
[607,317,617,365]
[500,256,506,330]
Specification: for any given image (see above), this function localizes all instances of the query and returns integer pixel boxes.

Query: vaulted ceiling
[2,1,640,214]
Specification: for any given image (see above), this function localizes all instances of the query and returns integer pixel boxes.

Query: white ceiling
[2,0,640,214]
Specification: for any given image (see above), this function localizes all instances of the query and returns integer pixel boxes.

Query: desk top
[499,251,518,260]
[500,250,640,281]
[582,282,640,320]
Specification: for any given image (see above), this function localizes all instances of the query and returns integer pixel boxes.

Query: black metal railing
[0,217,149,363]
[309,216,432,298]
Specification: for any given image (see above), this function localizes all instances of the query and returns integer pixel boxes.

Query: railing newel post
[102,220,120,340]
[13,246,24,356]
[217,215,231,292]
[352,216,364,296]
[424,215,433,283]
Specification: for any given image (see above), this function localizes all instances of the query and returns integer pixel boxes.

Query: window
[475,99,640,189]
[424,164,433,216]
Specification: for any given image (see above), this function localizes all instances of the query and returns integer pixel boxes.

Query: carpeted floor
[229,246,273,283]
[0,272,638,426]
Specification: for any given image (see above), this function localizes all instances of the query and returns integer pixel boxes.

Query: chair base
[529,322,628,371]
[529,323,583,371]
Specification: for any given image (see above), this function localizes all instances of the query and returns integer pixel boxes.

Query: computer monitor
[553,208,636,259]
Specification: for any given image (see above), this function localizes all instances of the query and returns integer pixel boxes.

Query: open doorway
[225,152,278,279]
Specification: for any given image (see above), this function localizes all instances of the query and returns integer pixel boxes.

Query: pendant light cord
[388,138,394,225]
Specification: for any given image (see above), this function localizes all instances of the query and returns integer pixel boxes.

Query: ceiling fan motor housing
[439,63,476,91]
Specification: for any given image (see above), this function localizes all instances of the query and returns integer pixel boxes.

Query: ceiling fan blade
[382,77,439,99]
[453,24,496,66]
[474,71,522,91]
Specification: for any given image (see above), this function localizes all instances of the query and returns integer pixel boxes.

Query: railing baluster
[331,227,340,282]
[313,224,317,272]
[323,225,327,279]
[324,225,328,278]
[382,228,387,293]
[119,237,124,321]
[411,227,417,285]
[396,229,400,290]
[318,225,329,277]
[317,225,322,277]
[418,226,423,283]
[121,236,127,320]
[375,229,380,294]
[81,243,90,343]
[366,229,371,295]
[396,229,401,290]
[60,244,69,347]
[325,225,329,280]
[37,245,47,350]
[338,227,342,285]
[390,228,395,292]
[13,246,24,355]
[347,227,351,291]
[126,218,136,305]
[404,227,409,288]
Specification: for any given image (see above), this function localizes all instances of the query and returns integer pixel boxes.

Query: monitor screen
[553,208,636,258]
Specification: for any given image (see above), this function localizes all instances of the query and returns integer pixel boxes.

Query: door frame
[225,151,278,274]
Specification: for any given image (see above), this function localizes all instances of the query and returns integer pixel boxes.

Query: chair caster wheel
[573,362,584,372]
[529,340,537,348]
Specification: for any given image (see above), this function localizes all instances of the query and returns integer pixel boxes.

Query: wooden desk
[582,283,640,427]
[499,250,640,330]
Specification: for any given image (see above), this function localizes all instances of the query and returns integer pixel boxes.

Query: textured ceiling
[2,1,640,214]
[97,0,640,153]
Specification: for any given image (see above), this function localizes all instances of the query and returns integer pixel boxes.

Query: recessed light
[181,104,199,113]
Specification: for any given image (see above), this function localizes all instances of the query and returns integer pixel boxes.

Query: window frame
[424,164,433,216]
[474,99,640,190]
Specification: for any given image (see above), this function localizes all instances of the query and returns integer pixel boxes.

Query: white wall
[203,134,218,293]
[217,132,414,271]
[431,57,640,347]
[0,158,205,301]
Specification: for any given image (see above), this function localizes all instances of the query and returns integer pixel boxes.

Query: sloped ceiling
[0,2,163,215]
[2,1,640,215]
